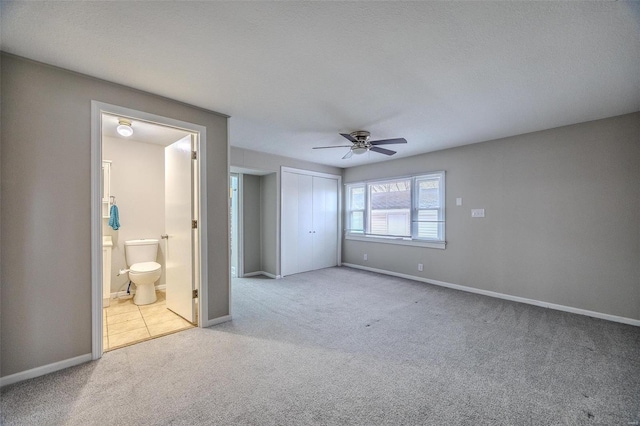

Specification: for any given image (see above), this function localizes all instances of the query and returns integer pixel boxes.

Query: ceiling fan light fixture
[116,119,133,137]
[352,146,368,155]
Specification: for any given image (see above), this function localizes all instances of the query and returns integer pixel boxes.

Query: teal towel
[109,205,120,230]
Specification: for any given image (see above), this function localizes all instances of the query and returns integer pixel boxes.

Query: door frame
[280,166,342,277]
[90,101,208,360]
[230,172,243,279]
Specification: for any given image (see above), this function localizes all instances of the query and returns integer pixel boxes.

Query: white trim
[242,271,280,279]
[237,173,244,279]
[281,166,340,180]
[345,234,446,249]
[201,315,232,328]
[342,263,640,327]
[0,354,92,388]
[196,128,209,329]
[90,102,103,360]
[91,101,209,362]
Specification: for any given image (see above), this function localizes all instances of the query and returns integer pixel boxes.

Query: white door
[165,135,196,323]
[312,176,338,270]
[297,174,314,274]
[281,170,338,276]
[282,172,314,276]
[281,171,299,276]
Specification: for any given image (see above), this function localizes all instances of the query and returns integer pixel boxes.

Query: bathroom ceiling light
[116,119,133,137]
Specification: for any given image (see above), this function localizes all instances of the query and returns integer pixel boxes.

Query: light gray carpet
[2,266,639,425]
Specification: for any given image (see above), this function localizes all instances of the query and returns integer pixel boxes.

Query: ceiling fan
[313,131,407,159]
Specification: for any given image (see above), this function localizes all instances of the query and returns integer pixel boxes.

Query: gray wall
[344,113,640,321]
[232,147,342,276]
[260,173,277,275]
[242,174,262,274]
[240,172,278,276]
[0,54,229,377]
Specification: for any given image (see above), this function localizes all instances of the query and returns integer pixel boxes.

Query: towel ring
[110,195,116,205]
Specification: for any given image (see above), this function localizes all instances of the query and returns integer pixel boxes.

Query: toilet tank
[124,239,159,266]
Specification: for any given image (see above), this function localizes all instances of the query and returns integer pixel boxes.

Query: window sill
[345,234,446,250]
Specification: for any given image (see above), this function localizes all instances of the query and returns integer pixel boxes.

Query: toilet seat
[130,261,161,273]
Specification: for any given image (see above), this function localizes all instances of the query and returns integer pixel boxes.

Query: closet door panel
[281,171,300,276]
[297,174,314,274]
[312,176,339,270]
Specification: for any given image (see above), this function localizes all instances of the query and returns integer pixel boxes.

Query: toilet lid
[130,262,161,273]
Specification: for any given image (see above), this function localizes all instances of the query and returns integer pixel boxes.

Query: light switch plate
[471,209,485,218]
[456,197,463,206]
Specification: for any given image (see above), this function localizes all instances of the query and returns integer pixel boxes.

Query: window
[347,185,365,234]
[346,172,445,248]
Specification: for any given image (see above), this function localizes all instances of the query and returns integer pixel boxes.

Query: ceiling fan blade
[312,145,353,149]
[370,138,407,145]
[370,146,396,156]
[342,150,354,159]
[339,133,357,143]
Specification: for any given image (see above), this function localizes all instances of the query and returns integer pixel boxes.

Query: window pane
[350,211,364,233]
[417,178,440,209]
[416,209,439,239]
[369,179,411,236]
[349,186,365,210]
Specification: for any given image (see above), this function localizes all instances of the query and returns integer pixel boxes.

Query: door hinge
[191,151,197,160]
[192,219,198,229]
[192,289,198,299]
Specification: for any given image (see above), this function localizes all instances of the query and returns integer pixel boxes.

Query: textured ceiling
[2,1,639,167]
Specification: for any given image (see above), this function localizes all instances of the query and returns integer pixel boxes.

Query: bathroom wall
[102,135,167,294]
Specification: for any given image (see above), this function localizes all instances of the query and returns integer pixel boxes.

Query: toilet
[124,239,162,305]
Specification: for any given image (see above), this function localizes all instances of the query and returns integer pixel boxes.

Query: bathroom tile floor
[103,290,195,351]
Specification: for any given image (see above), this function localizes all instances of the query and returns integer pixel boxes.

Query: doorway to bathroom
[91,103,208,357]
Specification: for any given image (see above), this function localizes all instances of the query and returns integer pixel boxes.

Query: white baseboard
[342,263,640,327]
[243,271,280,279]
[0,353,92,388]
[111,283,166,299]
[201,315,232,328]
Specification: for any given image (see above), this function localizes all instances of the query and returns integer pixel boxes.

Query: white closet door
[281,171,299,276]
[281,170,339,276]
[312,176,338,270]
[297,174,314,274]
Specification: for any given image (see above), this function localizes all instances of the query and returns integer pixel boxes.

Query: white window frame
[345,171,446,250]
[345,184,366,235]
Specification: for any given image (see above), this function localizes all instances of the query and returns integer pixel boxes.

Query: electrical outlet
[418,263,423,272]
[471,209,485,218]
[456,197,463,206]
[363,253,368,261]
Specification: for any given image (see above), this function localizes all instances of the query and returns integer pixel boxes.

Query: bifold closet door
[282,171,338,276]
[312,176,338,270]
[297,174,314,273]
[282,172,313,276]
